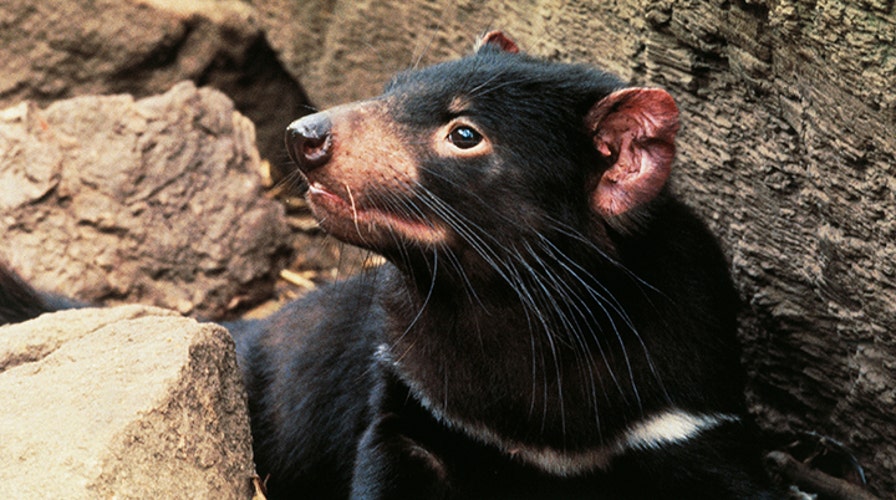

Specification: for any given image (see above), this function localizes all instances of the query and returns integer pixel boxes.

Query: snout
[285,112,333,173]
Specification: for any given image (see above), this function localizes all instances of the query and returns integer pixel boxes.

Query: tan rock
[0,82,292,318]
[0,305,254,499]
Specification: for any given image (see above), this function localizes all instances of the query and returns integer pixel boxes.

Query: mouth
[305,181,448,248]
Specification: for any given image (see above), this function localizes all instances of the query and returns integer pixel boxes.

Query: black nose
[285,113,333,173]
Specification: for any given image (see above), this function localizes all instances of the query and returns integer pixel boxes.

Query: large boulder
[0,305,255,499]
[0,81,292,318]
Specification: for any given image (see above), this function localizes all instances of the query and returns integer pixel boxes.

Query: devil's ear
[586,88,679,217]
[475,30,519,54]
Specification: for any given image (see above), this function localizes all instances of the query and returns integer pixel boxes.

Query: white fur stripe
[620,410,742,452]
[506,409,742,476]
[380,347,741,476]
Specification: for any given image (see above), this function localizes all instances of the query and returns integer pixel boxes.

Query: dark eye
[447,125,483,149]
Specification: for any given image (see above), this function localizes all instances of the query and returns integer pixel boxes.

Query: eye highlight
[447,125,483,149]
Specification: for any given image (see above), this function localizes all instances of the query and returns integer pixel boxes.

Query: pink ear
[586,88,679,217]
[477,30,520,54]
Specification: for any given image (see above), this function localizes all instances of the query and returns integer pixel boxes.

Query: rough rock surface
[0,0,310,162]
[0,305,255,499]
[0,81,292,318]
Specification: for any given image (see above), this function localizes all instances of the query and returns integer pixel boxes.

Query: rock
[0,305,255,499]
[0,0,310,162]
[0,82,293,319]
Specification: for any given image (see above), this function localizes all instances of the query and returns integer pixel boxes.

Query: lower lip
[305,181,448,245]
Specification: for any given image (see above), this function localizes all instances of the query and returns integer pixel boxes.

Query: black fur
[1,38,780,498]
[0,265,78,326]
[0,264,50,326]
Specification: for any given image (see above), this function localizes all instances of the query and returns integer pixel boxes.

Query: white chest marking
[618,410,741,452]
[443,407,742,476]
[375,344,741,476]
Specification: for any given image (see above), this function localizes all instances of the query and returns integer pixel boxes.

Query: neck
[377,245,672,452]
[371,201,746,468]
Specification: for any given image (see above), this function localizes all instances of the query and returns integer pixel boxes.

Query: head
[285,31,679,280]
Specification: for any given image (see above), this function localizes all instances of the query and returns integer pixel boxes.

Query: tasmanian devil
[1,31,778,499]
